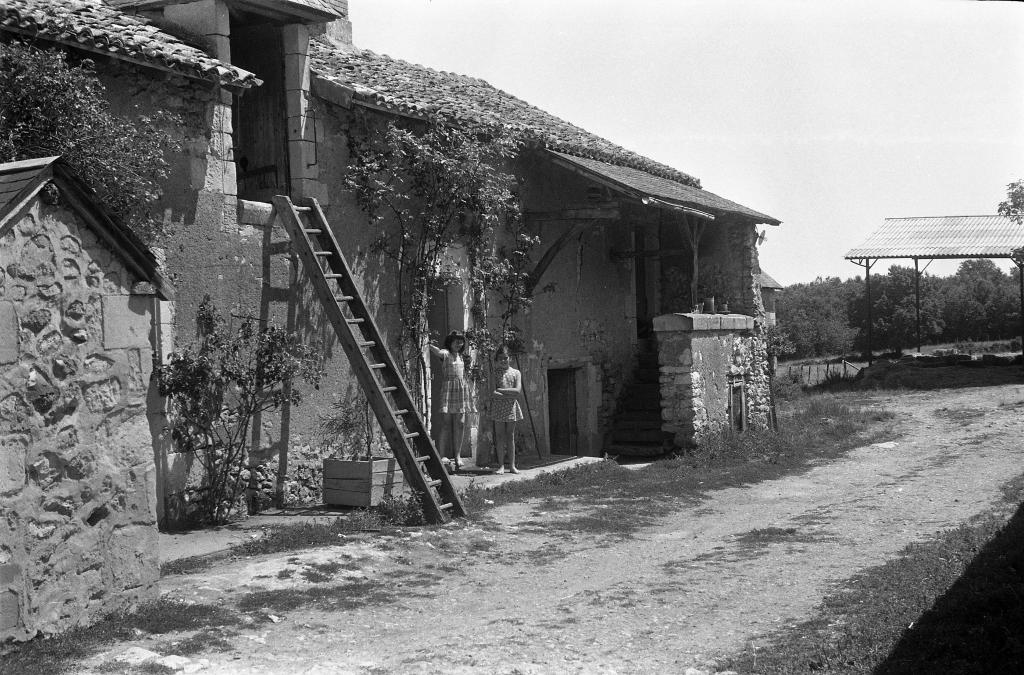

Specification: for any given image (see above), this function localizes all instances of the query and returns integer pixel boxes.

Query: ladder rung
[426,479,442,488]
[302,228,322,234]
[393,409,409,415]
[346,318,365,324]
[358,341,376,348]
[414,455,430,463]
[369,363,387,370]
[439,503,454,511]
[294,206,312,213]
[314,251,333,257]
[382,386,397,393]
[404,432,419,439]
[325,273,344,279]
[334,295,354,302]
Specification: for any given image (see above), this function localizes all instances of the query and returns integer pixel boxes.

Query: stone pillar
[728,221,765,319]
[162,0,238,231]
[164,0,230,60]
[284,24,327,204]
[654,312,770,448]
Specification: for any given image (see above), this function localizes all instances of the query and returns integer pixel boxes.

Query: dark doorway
[548,368,578,455]
[634,225,654,338]
[231,21,289,201]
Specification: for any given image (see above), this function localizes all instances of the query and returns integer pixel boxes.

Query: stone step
[621,393,660,410]
[606,442,667,458]
[615,410,662,423]
[612,428,668,444]
[611,418,663,432]
[624,381,660,394]
[635,368,660,383]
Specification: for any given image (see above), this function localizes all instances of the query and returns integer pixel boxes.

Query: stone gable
[0,187,159,642]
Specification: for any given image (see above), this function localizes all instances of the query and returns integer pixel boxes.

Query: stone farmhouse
[0,0,780,539]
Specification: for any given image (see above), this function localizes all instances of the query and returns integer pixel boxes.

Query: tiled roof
[108,0,346,21]
[0,0,259,89]
[309,40,702,189]
[284,0,347,17]
[0,156,174,298]
[758,271,783,289]
[845,215,1024,259]
[549,151,779,224]
[0,156,57,224]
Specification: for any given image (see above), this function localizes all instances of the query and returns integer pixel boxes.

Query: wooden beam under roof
[524,202,620,222]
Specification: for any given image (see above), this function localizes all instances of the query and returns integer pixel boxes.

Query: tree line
[776,259,1023,359]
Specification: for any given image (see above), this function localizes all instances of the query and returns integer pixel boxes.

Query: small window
[728,380,746,431]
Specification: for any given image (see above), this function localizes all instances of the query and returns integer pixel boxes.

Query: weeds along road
[86,384,1024,675]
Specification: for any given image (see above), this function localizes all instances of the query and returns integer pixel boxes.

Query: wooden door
[547,368,578,455]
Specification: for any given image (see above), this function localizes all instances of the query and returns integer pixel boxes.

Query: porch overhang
[110,0,344,23]
[546,150,780,226]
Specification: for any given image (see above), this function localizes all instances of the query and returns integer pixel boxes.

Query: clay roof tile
[0,0,259,88]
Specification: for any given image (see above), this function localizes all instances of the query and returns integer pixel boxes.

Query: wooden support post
[1014,251,1024,364]
[914,257,921,353]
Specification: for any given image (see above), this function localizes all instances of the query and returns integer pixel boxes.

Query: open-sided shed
[844,215,1024,362]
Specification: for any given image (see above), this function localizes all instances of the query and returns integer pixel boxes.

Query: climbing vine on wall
[346,119,538,400]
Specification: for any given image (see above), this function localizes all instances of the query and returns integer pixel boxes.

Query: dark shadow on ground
[0,600,245,675]
[874,502,1024,674]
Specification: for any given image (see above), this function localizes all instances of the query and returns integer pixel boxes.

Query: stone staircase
[605,340,672,458]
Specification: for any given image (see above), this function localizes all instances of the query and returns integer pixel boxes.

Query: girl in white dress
[486,346,523,474]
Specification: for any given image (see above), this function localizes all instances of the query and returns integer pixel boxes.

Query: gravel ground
[81,384,1024,675]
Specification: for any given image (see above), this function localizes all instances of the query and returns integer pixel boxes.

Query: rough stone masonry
[0,194,159,641]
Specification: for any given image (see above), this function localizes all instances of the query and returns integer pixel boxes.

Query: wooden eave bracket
[525,220,593,291]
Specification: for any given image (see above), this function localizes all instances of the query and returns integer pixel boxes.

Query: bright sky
[348,0,1024,285]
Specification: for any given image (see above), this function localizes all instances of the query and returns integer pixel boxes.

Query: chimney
[311,0,354,49]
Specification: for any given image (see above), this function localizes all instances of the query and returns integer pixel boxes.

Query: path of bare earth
[86,384,1024,675]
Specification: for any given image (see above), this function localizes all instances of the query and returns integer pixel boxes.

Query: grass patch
[153,629,236,656]
[850,362,1024,391]
[159,551,232,577]
[932,406,987,425]
[724,473,1024,674]
[236,579,401,613]
[0,599,243,675]
[300,561,346,583]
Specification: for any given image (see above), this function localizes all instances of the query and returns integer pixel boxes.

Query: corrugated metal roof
[845,216,1024,259]
[548,151,780,225]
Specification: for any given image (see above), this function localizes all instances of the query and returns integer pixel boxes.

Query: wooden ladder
[272,195,467,524]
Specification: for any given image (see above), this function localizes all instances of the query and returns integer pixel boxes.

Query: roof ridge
[308,38,702,189]
[885,214,1010,220]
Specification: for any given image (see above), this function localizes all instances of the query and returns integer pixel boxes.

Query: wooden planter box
[323,458,407,507]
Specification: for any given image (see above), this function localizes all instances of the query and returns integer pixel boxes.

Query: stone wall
[654,313,771,447]
[0,197,158,642]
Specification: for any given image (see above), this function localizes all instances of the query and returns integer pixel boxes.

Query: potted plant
[323,450,408,508]
[319,398,407,507]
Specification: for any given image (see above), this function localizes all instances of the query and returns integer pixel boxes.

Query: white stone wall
[0,195,158,641]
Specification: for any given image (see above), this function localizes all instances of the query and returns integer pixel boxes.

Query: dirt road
[89,385,1024,674]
